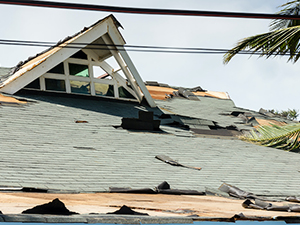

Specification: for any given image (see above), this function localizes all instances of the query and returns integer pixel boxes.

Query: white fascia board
[102,35,144,104]
[1,20,109,94]
[83,48,138,100]
[98,61,138,99]
[106,17,126,45]
[106,20,156,108]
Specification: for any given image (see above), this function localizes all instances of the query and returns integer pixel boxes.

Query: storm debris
[107,205,149,216]
[22,198,78,215]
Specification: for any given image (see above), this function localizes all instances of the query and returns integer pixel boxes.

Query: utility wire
[0,39,289,56]
[0,0,300,20]
[0,38,241,52]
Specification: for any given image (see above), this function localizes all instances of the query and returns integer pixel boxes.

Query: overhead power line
[0,38,291,56]
[1,0,300,20]
[0,39,237,52]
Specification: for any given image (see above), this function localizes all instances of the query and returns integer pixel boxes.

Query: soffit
[86,35,113,61]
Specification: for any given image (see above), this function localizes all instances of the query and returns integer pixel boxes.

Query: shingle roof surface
[0,93,299,196]
[0,67,12,81]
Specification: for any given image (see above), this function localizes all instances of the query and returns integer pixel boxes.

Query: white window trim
[23,48,140,102]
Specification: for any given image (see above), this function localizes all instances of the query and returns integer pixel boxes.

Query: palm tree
[224,0,300,64]
[225,1,300,151]
[241,123,300,152]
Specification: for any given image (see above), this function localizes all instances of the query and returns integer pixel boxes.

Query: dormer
[0,15,156,107]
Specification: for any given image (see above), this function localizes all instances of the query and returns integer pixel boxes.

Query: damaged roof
[0,15,300,223]
[0,90,298,197]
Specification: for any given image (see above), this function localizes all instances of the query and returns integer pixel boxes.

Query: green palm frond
[241,123,300,151]
[270,0,300,31]
[224,0,300,64]
[223,25,300,64]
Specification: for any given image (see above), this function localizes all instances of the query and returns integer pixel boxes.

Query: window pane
[69,63,89,77]
[45,78,66,92]
[47,63,65,74]
[95,83,114,97]
[118,86,135,99]
[70,80,90,94]
[25,78,40,89]
[93,66,110,79]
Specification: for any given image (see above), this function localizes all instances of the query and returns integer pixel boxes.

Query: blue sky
[0,0,298,113]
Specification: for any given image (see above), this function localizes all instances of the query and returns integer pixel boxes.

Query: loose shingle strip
[110,181,205,195]
[155,155,202,170]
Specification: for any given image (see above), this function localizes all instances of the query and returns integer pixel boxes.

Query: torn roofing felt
[22,198,78,215]
[107,205,149,216]
[109,181,205,195]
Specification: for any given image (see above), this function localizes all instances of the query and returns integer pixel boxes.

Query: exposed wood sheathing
[0,193,299,218]
[0,93,27,104]
[254,118,287,128]
[146,85,230,100]
[146,86,175,100]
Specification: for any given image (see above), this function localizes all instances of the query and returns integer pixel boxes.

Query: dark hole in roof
[231,111,245,117]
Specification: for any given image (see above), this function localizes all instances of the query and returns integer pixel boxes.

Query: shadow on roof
[15,89,164,119]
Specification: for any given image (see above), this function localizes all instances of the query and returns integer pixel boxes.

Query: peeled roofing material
[22,198,78,215]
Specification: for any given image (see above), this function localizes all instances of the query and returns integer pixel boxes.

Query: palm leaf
[270,0,300,31]
[223,25,300,64]
[241,123,300,151]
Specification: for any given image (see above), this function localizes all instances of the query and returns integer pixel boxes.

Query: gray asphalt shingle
[0,93,299,196]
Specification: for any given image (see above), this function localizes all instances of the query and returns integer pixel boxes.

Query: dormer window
[45,78,66,92]
[23,53,131,99]
[47,63,65,74]
[69,64,89,77]
[2,15,156,107]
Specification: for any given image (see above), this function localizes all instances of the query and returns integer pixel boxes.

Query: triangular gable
[0,15,156,107]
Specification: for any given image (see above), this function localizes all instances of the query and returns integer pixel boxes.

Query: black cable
[0,40,287,56]
[0,0,300,20]
[0,38,241,52]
